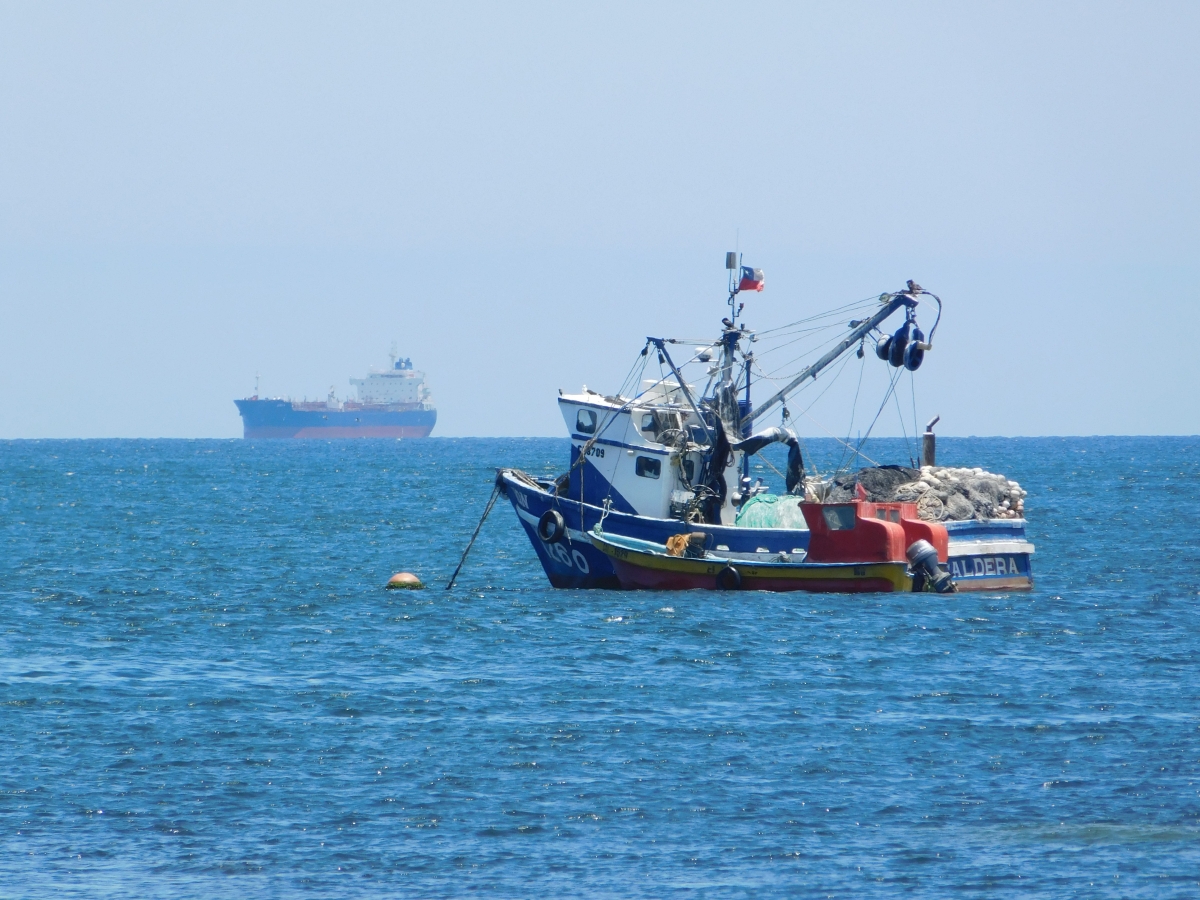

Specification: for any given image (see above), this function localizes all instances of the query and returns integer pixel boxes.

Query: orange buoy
[386,572,424,590]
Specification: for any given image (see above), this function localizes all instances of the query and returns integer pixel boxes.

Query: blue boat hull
[942,519,1035,590]
[500,470,1034,591]
[234,399,436,438]
[500,470,812,589]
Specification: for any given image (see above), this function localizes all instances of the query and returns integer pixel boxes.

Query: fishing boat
[493,255,1034,591]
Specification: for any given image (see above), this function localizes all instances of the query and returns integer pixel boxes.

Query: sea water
[1,436,1198,898]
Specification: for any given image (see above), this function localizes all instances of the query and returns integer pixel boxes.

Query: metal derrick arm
[646,289,917,440]
[743,293,912,427]
[646,338,713,444]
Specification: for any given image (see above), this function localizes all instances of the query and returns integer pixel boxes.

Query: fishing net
[734,494,810,529]
[826,465,1027,521]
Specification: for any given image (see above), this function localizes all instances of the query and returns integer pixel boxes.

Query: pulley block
[887,322,911,368]
[903,326,926,371]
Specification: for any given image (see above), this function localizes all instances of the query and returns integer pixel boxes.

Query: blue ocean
[2,436,1198,898]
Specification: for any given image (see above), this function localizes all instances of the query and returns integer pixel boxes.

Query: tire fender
[537,509,566,544]
[716,565,742,590]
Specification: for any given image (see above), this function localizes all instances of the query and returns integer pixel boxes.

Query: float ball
[386,572,424,590]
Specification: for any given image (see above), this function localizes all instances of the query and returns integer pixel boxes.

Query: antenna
[388,342,398,367]
[254,371,260,398]
[725,250,742,326]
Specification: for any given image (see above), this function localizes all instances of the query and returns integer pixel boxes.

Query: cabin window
[635,456,661,479]
[640,409,684,442]
[822,505,856,530]
[682,459,695,483]
[576,409,597,434]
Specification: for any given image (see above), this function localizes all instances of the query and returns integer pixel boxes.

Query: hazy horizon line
[3,434,1196,442]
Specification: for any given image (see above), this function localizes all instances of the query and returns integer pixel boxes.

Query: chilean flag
[738,266,765,292]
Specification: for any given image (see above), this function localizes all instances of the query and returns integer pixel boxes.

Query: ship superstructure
[349,356,430,406]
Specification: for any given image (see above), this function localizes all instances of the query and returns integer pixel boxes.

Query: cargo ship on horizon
[235,354,436,439]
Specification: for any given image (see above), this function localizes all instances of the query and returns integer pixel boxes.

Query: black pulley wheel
[903,341,924,372]
[903,326,926,371]
[537,510,566,543]
[888,323,910,367]
[716,565,742,590]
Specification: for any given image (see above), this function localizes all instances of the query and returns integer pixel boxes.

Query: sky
[1,1,1197,438]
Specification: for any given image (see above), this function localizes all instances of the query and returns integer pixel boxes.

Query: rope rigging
[556,283,935,511]
[850,365,905,469]
[753,295,883,336]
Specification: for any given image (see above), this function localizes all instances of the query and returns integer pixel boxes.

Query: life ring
[537,509,566,543]
[716,565,742,590]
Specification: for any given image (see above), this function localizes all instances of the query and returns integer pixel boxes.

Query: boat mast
[742,354,752,479]
[725,251,745,330]
[720,252,748,480]
[716,251,746,436]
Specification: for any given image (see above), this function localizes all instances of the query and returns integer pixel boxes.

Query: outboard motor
[907,539,956,593]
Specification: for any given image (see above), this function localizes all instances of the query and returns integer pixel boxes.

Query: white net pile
[894,466,1026,521]
[821,465,1027,522]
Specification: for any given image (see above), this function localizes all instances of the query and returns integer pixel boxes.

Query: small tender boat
[589,496,957,594]
[590,530,912,592]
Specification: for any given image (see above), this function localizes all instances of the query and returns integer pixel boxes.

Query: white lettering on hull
[950,556,1024,578]
[545,541,591,574]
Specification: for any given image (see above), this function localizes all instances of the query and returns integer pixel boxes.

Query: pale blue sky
[2,1,1197,437]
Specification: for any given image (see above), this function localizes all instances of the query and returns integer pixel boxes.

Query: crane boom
[745,293,911,426]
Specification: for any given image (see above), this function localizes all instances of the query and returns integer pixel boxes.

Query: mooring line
[445,481,502,590]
